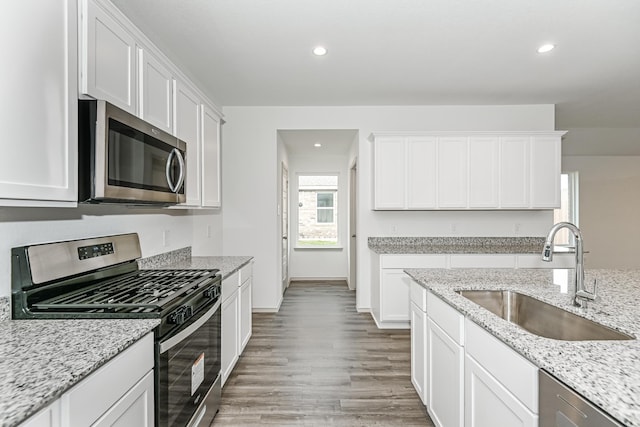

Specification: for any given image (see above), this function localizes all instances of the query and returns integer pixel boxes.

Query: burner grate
[32,269,218,313]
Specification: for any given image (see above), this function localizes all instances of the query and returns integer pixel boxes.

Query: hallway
[213,281,434,426]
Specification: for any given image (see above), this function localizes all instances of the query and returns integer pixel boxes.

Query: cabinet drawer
[450,254,516,269]
[222,271,240,301]
[465,319,538,412]
[381,254,447,269]
[239,262,253,284]
[410,280,427,311]
[427,292,464,345]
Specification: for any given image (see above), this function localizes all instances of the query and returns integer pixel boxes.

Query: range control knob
[203,286,219,299]
[168,305,193,325]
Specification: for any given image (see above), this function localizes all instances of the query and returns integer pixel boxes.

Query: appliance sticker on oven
[191,352,205,396]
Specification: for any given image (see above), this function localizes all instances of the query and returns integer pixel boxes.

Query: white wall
[0,205,223,297]
[288,154,350,280]
[221,105,557,312]
[563,156,640,268]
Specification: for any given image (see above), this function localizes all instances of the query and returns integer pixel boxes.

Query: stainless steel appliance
[539,370,623,427]
[78,100,187,205]
[11,233,221,427]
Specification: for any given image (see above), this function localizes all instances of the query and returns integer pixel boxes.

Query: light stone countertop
[405,267,640,427]
[368,236,577,254]
[1,250,251,427]
[0,309,159,427]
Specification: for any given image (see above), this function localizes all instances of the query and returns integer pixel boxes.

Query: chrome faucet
[542,222,596,307]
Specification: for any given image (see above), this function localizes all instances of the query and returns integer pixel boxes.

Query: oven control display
[77,242,115,260]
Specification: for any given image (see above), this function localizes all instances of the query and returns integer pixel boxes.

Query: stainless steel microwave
[78,100,186,205]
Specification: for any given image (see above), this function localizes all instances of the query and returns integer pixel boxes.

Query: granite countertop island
[1,250,252,427]
[405,267,640,427]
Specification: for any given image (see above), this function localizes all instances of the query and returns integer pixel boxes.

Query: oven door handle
[159,299,221,353]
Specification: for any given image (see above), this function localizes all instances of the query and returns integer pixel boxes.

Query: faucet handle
[577,278,597,301]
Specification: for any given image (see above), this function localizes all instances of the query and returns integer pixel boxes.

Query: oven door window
[158,307,221,427]
[108,118,184,194]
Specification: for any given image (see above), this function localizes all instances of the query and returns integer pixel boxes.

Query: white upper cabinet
[374,137,406,209]
[201,105,221,208]
[138,49,173,133]
[500,136,530,208]
[468,137,499,208]
[372,131,565,210]
[0,0,78,206]
[407,137,437,209]
[174,79,202,207]
[80,0,137,114]
[530,136,562,208]
[437,137,468,208]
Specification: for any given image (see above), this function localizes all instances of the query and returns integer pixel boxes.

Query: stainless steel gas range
[11,233,221,427]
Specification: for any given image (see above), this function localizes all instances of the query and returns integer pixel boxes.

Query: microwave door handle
[165,149,177,192]
[174,149,185,193]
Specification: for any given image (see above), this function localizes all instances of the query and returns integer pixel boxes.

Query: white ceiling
[279,130,358,156]
[112,0,640,131]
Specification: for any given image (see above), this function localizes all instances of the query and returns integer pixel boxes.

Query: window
[553,172,579,245]
[316,193,335,223]
[297,175,338,247]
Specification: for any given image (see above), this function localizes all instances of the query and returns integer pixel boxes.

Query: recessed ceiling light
[537,44,555,54]
[314,143,322,147]
[312,46,327,56]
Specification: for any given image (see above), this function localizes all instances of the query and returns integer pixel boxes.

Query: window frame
[295,173,341,249]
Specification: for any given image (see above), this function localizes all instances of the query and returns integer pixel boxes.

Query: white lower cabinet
[239,263,253,353]
[221,262,254,386]
[380,269,411,324]
[221,272,240,386]
[21,333,154,427]
[465,356,536,427]
[410,301,427,405]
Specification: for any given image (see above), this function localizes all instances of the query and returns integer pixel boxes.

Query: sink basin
[456,290,634,341]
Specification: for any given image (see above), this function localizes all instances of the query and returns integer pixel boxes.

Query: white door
[349,162,357,290]
[282,164,289,292]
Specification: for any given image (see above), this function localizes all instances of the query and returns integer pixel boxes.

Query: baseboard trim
[289,277,348,282]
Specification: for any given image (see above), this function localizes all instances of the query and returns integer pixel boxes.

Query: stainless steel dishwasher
[539,370,624,427]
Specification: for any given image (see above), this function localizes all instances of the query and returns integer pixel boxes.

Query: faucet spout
[542,222,595,307]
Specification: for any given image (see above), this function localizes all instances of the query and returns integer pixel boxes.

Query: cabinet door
[428,319,463,427]
[21,401,60,427]
[410,302,428,405]
[437,137,468,208]
[221,290,239,386]
[468,137,499,208]
[81,0,137,114]
[407,137,437,209]
[0,0,77,205]
[139,49,173,133]
[380,270,410,324]
[374,137,406,209]
[239,277,253,353]
[201,104,221,208]
[92,370,154,427]
[465,355,537,427]
[530,136,561,208]
[174,79,202,206]
[500,137,530,208]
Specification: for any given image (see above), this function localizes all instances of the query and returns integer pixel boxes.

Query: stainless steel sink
[456,290,634,341]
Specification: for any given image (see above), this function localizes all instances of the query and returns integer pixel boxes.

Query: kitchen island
[406,267,640,427]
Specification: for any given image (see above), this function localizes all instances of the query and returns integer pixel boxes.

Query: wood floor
[212,280,434,426]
